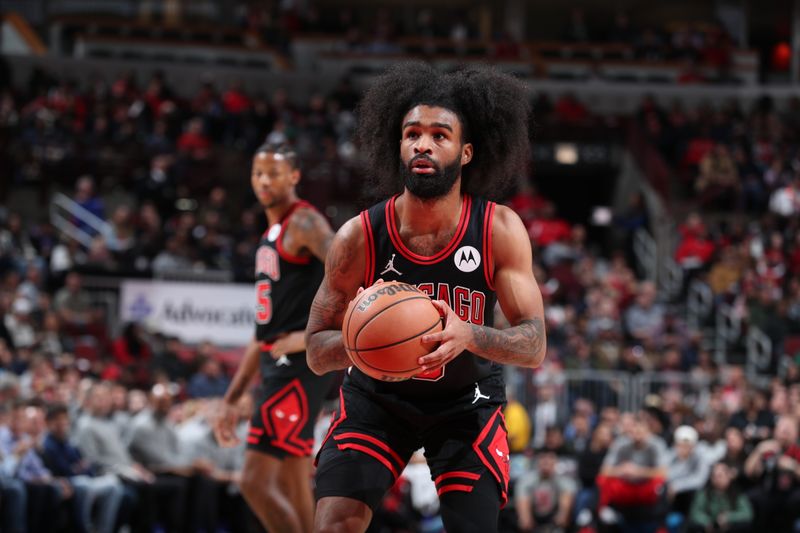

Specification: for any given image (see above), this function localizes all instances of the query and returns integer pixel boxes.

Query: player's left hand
[418,300,471,372]
[270,331,305,359]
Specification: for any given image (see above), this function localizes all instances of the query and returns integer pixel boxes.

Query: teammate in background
[305,63,547,532]
[214,142,336,533]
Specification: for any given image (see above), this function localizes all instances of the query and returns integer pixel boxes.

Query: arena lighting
[555,143,579,165]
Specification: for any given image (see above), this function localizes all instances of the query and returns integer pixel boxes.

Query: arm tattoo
[292,209,334,261]
[469,318,545,367]
[305,228,360,374]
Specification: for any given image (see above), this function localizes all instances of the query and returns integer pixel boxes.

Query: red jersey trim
[360,211,375,287]
[385,195,472,265]
[483,201,496,290]
[276,201,313,265]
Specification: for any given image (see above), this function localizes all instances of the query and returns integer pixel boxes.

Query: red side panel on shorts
[314,387,347,467]
[434,471,481,496]
[472,407,510,507]
[259,378,313,456]
[333,432,407,479]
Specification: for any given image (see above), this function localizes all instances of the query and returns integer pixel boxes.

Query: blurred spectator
[53,272,98,334]
[696,144,740,210]
[111,323,153,387]
[74,381,187,533]
[0,401,65,533]
[72,176,105,226]
[515,449,576,532]
[152,236,193,276]
[675,213,716,273]
[768,173,800,218]
[597,414,668,532]
[38,403,126,533]
[128,384,220,532]
[624,281,665,346]
[728,389,774,445]
[743,415,800,531]
[532,384,566,449]
[177,117,212,160]
[574,423,614,526]
[4,298,36,350]
[667,425,715,518]
[187,356,230,399]
[687,462,753,533]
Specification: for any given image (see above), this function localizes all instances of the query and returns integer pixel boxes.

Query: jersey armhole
[360,211,375,287]
[482,202,496,291]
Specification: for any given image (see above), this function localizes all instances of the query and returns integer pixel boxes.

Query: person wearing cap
[667,425,716,518]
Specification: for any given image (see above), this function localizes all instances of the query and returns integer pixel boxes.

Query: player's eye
[405,130,419,140]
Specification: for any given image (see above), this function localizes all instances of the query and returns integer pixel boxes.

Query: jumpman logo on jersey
[275,355,291,367]
[472,383,490,404]
[380,253,402,277]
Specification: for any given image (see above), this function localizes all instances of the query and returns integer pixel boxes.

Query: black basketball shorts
[314,380,510,511]
[246,370,333,459]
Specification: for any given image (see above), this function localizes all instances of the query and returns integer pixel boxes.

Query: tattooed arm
[305,216,366,376]
[287,206,335,262]
[420,205,546,370]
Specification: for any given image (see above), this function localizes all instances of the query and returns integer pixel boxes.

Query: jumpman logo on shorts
[380,253,402,277]
[472,383,490,404]
[276,355,291,367]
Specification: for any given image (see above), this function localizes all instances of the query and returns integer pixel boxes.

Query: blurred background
[1,0,800,532]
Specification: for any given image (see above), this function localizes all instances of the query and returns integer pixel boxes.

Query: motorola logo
[454,245,481,273]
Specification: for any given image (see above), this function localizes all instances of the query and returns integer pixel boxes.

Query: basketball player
[305,63,546,532]
[214,142,336,533]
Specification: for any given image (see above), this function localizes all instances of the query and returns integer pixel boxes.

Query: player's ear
[290,168,301,185]
[461,143,473,166]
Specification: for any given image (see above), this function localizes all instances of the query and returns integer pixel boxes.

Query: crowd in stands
[1,60,800,531]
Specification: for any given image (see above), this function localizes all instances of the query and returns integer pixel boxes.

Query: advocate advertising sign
[120,280,254,345]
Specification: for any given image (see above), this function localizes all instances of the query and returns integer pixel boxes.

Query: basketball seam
[345,318,441,353]
[352,296,433,345]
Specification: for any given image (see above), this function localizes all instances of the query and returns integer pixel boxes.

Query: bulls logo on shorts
[249,378,313,456]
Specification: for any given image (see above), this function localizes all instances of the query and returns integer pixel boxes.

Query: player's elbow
[525,339,547,368]
[304,339,325,376]
[307,355,326,376]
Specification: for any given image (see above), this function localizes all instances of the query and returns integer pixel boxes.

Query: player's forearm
[305,330,351,375]
[223,339,260,404]
[467,318,546,368]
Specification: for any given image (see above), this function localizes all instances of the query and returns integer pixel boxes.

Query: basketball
[343,282,443,381]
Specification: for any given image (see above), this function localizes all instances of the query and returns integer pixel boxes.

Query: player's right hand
[213,401,241,448]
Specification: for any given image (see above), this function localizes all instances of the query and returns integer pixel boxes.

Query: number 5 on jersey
[256,280,273,324]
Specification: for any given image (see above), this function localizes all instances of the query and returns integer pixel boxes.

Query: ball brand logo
[454,245,481,273]
[356,283,420,312]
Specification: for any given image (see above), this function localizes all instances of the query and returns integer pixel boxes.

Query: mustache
[409,154,438,168]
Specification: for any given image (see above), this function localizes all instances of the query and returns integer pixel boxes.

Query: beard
[400,154,462,199]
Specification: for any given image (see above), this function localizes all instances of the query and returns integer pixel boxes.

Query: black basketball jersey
[347,194,502,400]
[255,201,323,377]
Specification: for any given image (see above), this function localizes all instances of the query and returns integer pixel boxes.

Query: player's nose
[413,136,433,154]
